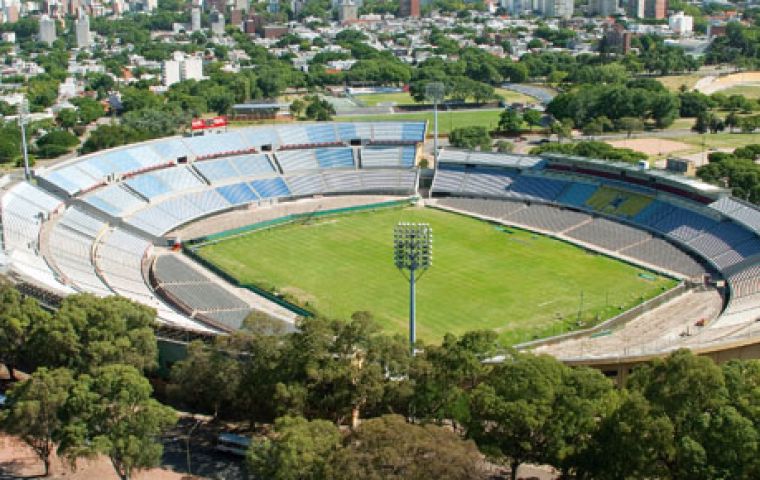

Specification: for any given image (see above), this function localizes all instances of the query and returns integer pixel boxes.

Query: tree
[523,109,542,130]
[25,294,158,374]
[627,349,758,480]
[0,284,49,380]
[726,111,740,133]
[58,364,177,480]
[303,96,335,121]
[577,391,674,480]
[70,97,105,124]
[693,111,724,135]
[498,108,523,134]
[494,140,514,153]
[289,98,305,119]
[467,352,566,480]
[1,367,74,476]
[410,331,501,425]
[550,118,573,143]
[247,415,341,480]
[170,340,241,418]
[56,109,78,130]
[617,117,644,138]
[449,126,491,150]
[327,415,485,480]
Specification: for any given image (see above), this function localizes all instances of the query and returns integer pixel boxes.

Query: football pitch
[196,206,678,344]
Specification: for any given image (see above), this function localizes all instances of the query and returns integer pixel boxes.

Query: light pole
[425,82,445,164]
[18,98,31,180]
[394,222,433,354]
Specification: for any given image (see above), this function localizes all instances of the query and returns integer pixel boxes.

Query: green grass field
[338,110,502,135]
[353,89,533,107]
[716,84,760,99]
[196,206,677,345]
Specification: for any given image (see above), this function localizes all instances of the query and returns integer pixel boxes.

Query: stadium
[3,120,760,378]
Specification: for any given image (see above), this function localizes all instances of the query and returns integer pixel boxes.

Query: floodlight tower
[394,222,433,353]
[425,82,445,163]
[18,98,31,181]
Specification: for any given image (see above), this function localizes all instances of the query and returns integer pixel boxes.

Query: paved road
[502,83,557,104]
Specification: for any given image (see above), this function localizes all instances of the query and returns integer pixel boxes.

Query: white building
[191,7,201,32]
[669,11,693,36]
[162,51,204,87]
[74,9,91,48]
[38,14,56,45]
[210,9,225,35]
[541,0,573,18]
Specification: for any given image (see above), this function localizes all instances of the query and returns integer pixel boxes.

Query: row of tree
[0,286,175,480]
[168,310,760,480]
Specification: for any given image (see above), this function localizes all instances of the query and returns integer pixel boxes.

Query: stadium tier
[431,149,760,351]
[4,129,760,358]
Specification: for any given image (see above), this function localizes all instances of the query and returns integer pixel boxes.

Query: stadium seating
[216,183,259,206]
[315,148,355,169]
[49,207,111,296]
[251,178,291,198]
[154,254,251,330]
[556,182,599,208]
[505,175,568,202]
[276,150,319,171]
[565,217,651,251]
[504,204,591,233]
[83,184,146,217]
[584,186,653,218]
[620,237,707,278]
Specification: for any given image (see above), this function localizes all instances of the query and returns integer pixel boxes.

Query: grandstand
[2,122,760,366]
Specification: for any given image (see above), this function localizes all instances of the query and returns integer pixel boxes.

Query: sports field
[196,206,677,344]
[338,110,502,134]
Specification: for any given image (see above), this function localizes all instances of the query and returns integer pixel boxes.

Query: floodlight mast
[394,222,433,354]
[18,98,30,181]
[425,82,445,164]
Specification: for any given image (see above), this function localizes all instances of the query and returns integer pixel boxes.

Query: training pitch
[196,206,677,344]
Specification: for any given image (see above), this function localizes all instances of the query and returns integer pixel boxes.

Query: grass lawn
[196,206,677,345]
[655,73,704,92]
[354,89,533,107]
[338,109,502,134]
[354,92,418,106]
[669,132,760,149]
[716,84,760,99]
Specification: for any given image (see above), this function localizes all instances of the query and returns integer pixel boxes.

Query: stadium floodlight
[394,222,433,354]
[425,82,445,164]
[18,98,30,181]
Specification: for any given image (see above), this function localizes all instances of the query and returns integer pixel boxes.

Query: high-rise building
[74,9,91,48]
[644,0,665,19]
[399,0,419,17]
[38,15,56,45]
[339,0,357,22]
[626,0,664,18]
[210,9,225,35]
[669,11,693,35]
[163,51,204,87]
[234,0,248,11]
[542,0,573,18]
[589,0,617,16]
[191,7,201,31]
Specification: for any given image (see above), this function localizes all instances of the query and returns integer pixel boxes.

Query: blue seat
[250,178,290,198]
[216,183,258,205]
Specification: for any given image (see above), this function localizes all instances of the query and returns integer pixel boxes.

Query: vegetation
[0,285,173,480]
[448,126,491,150]
[530,140,648,163]
[700,145,760,204]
